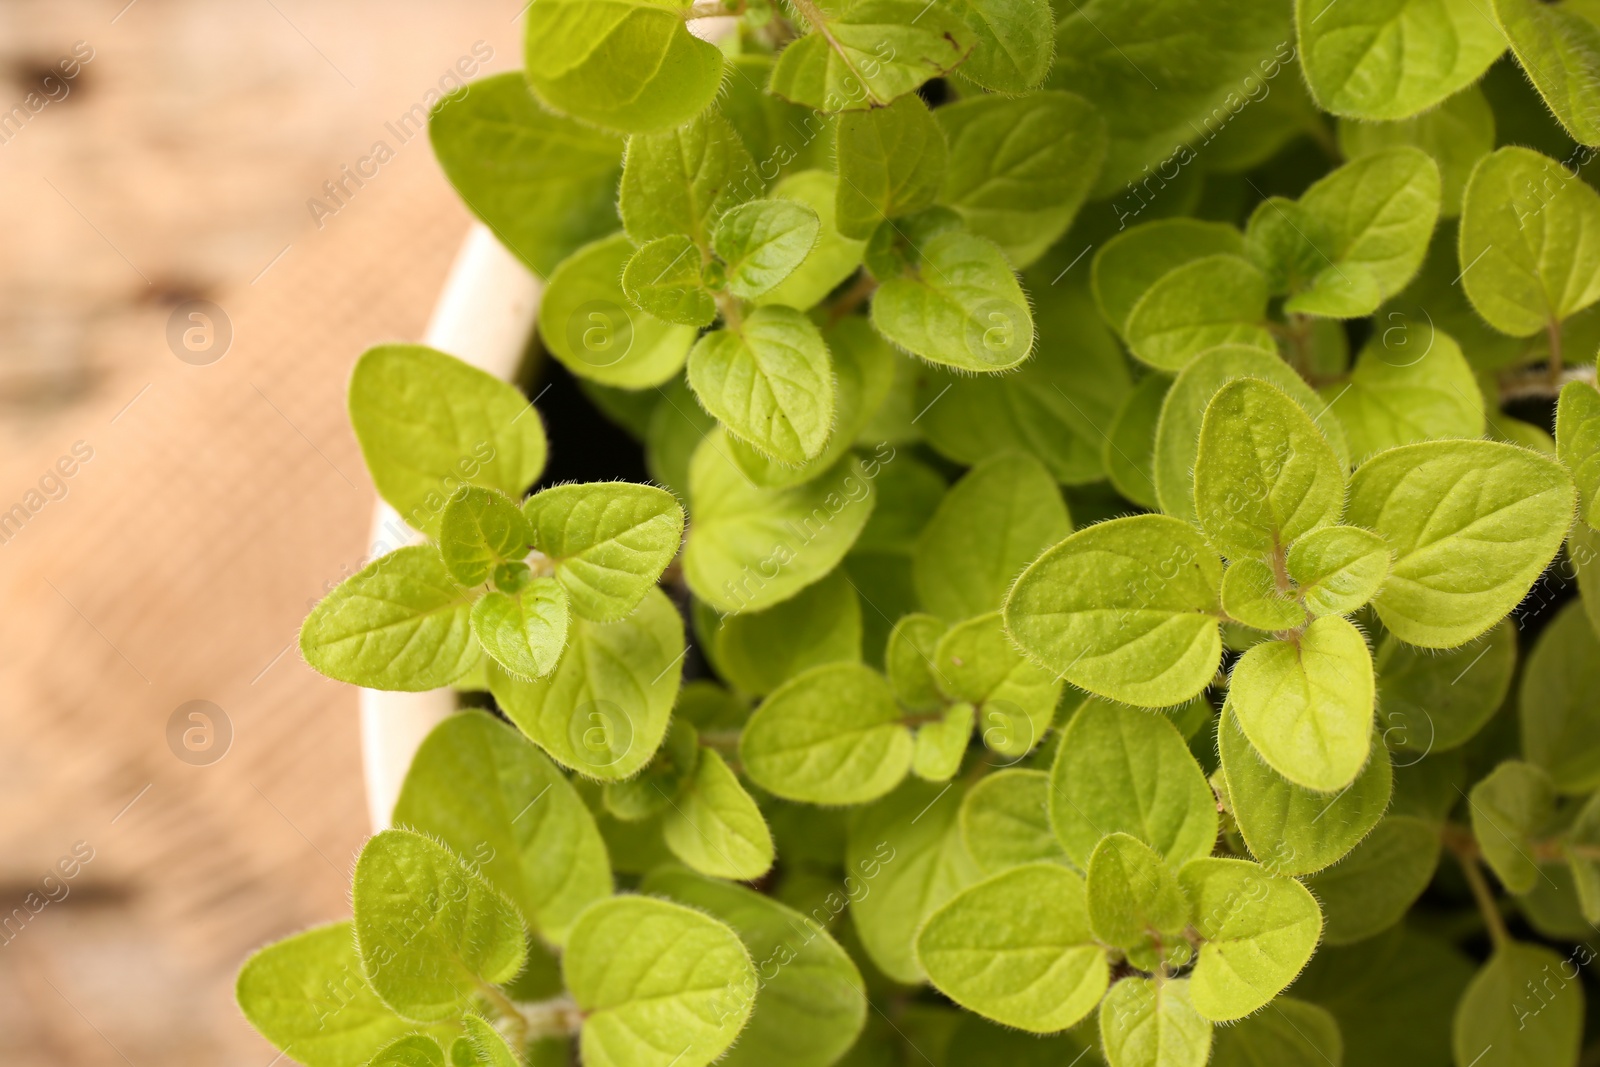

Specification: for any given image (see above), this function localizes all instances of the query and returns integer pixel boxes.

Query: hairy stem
[1443,829,1511,950]
[1548,317,1566,388]
[477,981,533,1048]
[827,271,879,325]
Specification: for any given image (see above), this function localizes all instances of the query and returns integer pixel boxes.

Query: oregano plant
[239,3,1600,1066]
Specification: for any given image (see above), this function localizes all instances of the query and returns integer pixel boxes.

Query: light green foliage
[522,481,684,622]
[682,430,876,614]
[768,0,974,112]
[1194,378,1344,561]
[713,199,822,299]
[1004,515,1223,708]
[1297,0,1506,120]
[932,613,1061,758]
[301,546,479,691]
[349,345,547,539]
[371,1036,446,1067]
[871,229,1035,372]
[1493,0,1600,145]
[757,171,866,310]
[1123,255,1273,370]
[936,92,1107,268]
[563,896,755,1067]
[687,305,835,465]
[1086,834,1191,967]
[1209,998,1343,1067]
[1557,380,1600,527]
[1346,439,1575,648]
[662,749,775,880]
[1460,146,1600,336]
[959,769,1070,874]
[488,586,683,781]
[429,72,621,278]
[604,718,699,823]
[1106,374,1170,509]
[523,0,724,134]
[1179,857,1322,1021]
[1337,86,1495,217]
[913,452,1070,622]
[619,110,755,249]
[1469,760,1557,894]
[917,863,1108,1032]
[1219,709,1391,876]
[913,702,973,781]
[708,567,860,696]
[1093,220,1247,337]
[1325,330,1484,461]
[1453,942,1585,1067]
[639,868,866,1067]
[1048,699,1219,870]
[886,612,947,713]
[438,486,530,588]
[1521,600,1600,793]
[1375,620,1517,753]
[1306,815,1440,944]
[621,236,716,328]
[1221,558,1306,631]
[834,94,946,240]
[951,0,1054,92]
[538,233,696,388]
[740,663,912,804]
[352,829,526,1022]
[393,712,610,944]
[847,779,981,983]
[470,579,569,680]
[457,1016,518,1067]
[1098,977,1212,1067]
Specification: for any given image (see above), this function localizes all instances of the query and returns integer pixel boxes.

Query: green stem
[1444,830,1510,951]
[477,981,532,1049]
[1548,318,1566,387]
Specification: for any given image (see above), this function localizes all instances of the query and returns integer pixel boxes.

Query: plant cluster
[237,1,1600,1066]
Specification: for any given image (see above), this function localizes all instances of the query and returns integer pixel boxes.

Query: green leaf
[870,230,1036,372]
[1098,977,1212,1067]
[622,235,717,328]
[683,431,876,614]
[739,662,912,804]
[429,72,621,278]
[372,1035,447,1067]
[1105,373,1170,509]
[457,1017,517,1067]
[1123,254,1274,371]
[1093,219,1248,337]
[1305,815,1440,945]
[1460,146,1600,336]
[392,711,610,945]
[1048,0,1295,195]
[1345,439,1576,648]
[662,749,775,880]
[538,233,697,388]
[1209,998,1344,1067]
[237,921,429,1067]
[639,867,867,1067]
[886,612,948,714]
[1521,600,1600,792]
[301,546,478,692]
[913,452,1071,622]
[1047,699,1219,870]
[1219,708,1391,876]
[351,829,526,1022]
[1452,942,1584,1067]
[1337,85,1496,217]
[1179,857,1322,1022]
[1154,344,1350,525]
[687,306,835,465]
[950,0,1055,92]
[846,779,982,983]
[605,718,700,822]
[470,580,569,680]
[523,0,724,134]
[714,199,823,299]
[1086,834,1190,959]
[1374,619,1516,754]
[959,768,1070,875]
[439,487,531,587]
[1493,0,1600,145]
[1228,614,1375,793]
[563,895,756,1067]
[768,0,975,112]
[913,703,974,782]
[488,586,683,781]
[1194,378,1345,562]
[1468,760,1556,894]
[1297,0,1505,120]
[917,863,1108,1032]
[755,170,868,310]
[619,109,756,248]
[932,613,1061,759]
[522,481,685,622]
[720,54,833,184]
[834,94,947,240]
[708,566,861,697]
[1557,380,1600,527]
[1220,558,1307,632]
[349,344,547,538]
[936,91,1107,268]
[1004,514,1223,708]
[1322,329,1483,463]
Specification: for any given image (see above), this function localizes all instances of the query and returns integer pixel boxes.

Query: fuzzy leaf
[870,230,1035,372]
[755,170,868,310]
[1521,600,1600,793]
[951,0,1055,92]
[1452,942,1584,1067]
[1337,85,1495,217]
[522,481,685,623]
[470,579,569,681]
[768,0,975,112]
[1305,815,1440,945]
[687,306,835,465]
[834,94,947,240]
[1099,977,1212,1067]
[662,749,775,880]
[1180,857,1322,1022]
[714,199,822,299]
[1124,255,1274,371]
[619,109,756,248]
[959,768,1070,875]
[1093,220,1247,336]
[1086,834,1191,956]
[708,567,861,697]
[1324,330,1484,462]
[933,613,1061,758]
[1493,0,1600,145]
[912,703,974,782]
[886,612,948,714]
[1375,619,1516,754]
[1557,380,1600,528]
[1220,558,1306,632]
[1209,998,1344,1067]
[1468,760,1556,895]
[622,236,717,328]
[439,487,531,588]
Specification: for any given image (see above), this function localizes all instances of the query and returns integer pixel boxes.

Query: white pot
[359,223,542,831]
